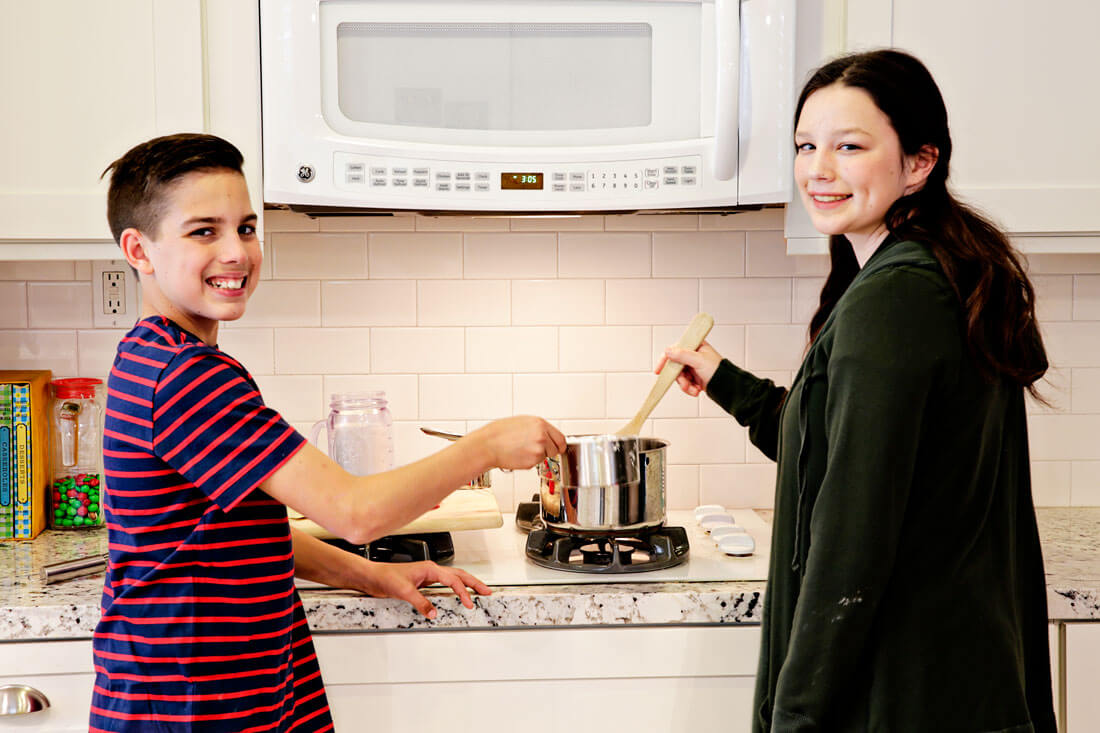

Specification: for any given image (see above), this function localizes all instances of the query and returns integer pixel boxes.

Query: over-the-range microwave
[259,0,797,215]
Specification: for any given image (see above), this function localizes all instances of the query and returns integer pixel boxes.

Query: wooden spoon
[616,312,715,436]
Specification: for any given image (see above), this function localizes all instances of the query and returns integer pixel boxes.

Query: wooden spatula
[616,312,715,436]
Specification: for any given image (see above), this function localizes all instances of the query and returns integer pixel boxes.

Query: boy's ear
[119,228,154,275]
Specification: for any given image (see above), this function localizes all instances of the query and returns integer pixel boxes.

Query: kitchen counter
[2,507,1098,641]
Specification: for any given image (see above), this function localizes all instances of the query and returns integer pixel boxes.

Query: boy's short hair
[102,133,245,244]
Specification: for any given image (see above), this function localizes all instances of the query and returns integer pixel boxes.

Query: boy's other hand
[360,561,492,619]
[466,415,567,470]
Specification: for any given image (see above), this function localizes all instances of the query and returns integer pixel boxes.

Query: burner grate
[526,525,689,573]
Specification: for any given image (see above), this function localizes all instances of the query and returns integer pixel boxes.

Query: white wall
[2,208,1098,511]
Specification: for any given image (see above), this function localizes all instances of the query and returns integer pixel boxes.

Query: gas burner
[325,532,455,564]
[525,525,689,573]
[514,496,544,532]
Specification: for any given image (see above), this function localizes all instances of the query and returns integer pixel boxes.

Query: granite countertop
[2,508,1097,641]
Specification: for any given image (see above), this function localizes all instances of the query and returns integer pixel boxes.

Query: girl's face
[794,83,934,262]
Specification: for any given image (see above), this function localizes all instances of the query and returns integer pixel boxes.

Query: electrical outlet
[92,260,139,328]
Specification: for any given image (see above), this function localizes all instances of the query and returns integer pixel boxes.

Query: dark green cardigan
[707,238,1056,732]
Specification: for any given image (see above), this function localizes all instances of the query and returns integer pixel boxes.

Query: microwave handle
[712,0,740,181]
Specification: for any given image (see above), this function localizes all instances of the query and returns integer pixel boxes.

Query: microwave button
[393,178,408,187]
[370,167,387,176]
[552,172,566,182]
[436,172,452,181]
[682,176,697,186]
[346,173,365,184]
[569,172,585,182]
[371,177,387,187]
[475,182,490,191]
[663,166,678,175]
[413,178,429,188]
[436,182,451,191]
[475,172,490,181]
[645,179,659,189]
[552,183,566,192]
[645,168,659,178]
[346,162,365,173]
[569,183,585,192]
[681,165,697,175]
[456,182,471,191]
[663,176,678,186]
[391,167,408,176]
[413,167,430,176]
[455,172,471,181]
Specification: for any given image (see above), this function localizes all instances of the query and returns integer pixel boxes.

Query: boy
[91,133,565,732]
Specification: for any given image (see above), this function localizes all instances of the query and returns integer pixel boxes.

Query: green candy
[59,519,72,526]
[88,503,99,513]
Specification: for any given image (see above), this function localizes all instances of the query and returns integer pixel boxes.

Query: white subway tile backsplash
[76,329,124,379]
[319,214,416,232]
[369,233,462,279]
[420,374,512,420]
[512,279,604,325]
[466,327,556,373]
[793,278,825,324]
[605,278,698,325]
[514,374,606,419]
[1074,275,1100,320]
[1071,368,1100,413]
[1026,254,1100,275]
[745,325,808,371]
[27,282,92,328]
[263,210,319,233]
[240,281,321,327]
[605,213,698,231]
[463,233,557,279]
[606,372,699,419]
[392,420,467,467]
[700,463,777,509]
[274,328,370,375]
[370,327,464,374]
[414,215,509,232]
[559,326,650,372]
[1029,414,1100,461]
[0,282,28,328]
[653,418,746,464]
[701,278,791,325]
[1032,275,1073,322]
[1072,461,1100,506]
[0,330,78,375]
[666,465,700,510]
[700,208,785,231]
[270,233,368,279]
[746,230,830,277]
[323,374,419,422]
[652,232,746,278]
[214,328,275,375]
[418,280,510,326]
[0,261,76,281]
[322,280,417,327]
[1031,461,1072,506]
[509,215,604,231]
[1041,322,1100,368]
[558,233,651,278]
[253,375,324,423]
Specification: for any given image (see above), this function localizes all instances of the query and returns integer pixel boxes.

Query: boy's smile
[123,169,260,345]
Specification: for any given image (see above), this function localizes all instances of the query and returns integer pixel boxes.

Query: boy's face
[129,169,260,343]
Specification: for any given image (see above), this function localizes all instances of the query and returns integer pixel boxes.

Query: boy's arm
[290,528,491,618]
[262,415,564,545]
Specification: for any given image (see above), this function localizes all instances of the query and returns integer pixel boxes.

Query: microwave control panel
[332,153,701,199]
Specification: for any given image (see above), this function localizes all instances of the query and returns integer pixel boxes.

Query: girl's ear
[903,144,940,195]
[119,228,154,275]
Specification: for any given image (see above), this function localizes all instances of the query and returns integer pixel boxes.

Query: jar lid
[51,377,103,399]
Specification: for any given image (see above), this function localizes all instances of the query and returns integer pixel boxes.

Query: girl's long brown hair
[801,50,1048,397]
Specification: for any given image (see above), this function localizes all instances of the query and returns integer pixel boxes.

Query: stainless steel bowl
[0,685,50,716]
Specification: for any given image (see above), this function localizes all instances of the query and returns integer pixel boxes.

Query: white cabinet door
[314,625,762,732]
[0,639,94,732]
[1065,622,1100,732]
[0,0,203,247]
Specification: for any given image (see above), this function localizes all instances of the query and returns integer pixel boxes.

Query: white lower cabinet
[1064,622,1100,732]
[0,639,94,731]
[314,625,762,732]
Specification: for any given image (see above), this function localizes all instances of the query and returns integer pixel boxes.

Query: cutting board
[287,488,503,539]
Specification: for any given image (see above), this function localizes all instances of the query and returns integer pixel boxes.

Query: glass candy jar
[309,391,394,476]
[49,378,105,530]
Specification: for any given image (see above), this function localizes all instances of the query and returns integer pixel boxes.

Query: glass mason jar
[49,378,105,530]
[309,391,394,476]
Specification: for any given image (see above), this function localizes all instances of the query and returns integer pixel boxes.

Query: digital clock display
[501,172,544,190]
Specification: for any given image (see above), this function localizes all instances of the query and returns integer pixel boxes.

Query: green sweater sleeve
[771,266,960,729]
[705,359,788,461]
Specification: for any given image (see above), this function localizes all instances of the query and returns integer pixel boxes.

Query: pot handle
[420,427,513,474]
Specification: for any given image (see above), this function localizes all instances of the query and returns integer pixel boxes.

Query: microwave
[259,0,797,214]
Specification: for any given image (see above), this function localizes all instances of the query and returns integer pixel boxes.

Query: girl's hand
[359,561,492,619]
[654,340,723,397]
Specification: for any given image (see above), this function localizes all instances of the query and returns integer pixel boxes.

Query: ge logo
[297,165,315,183]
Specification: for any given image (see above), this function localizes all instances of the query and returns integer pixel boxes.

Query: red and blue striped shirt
[91,316,333,732]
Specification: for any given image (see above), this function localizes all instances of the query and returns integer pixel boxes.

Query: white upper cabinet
[0,0,262,260]
[786,0,1100,253]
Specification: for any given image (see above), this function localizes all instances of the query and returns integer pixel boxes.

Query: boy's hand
[466,415,567,470]
[655,340,723,397]
[359,561,492,619]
